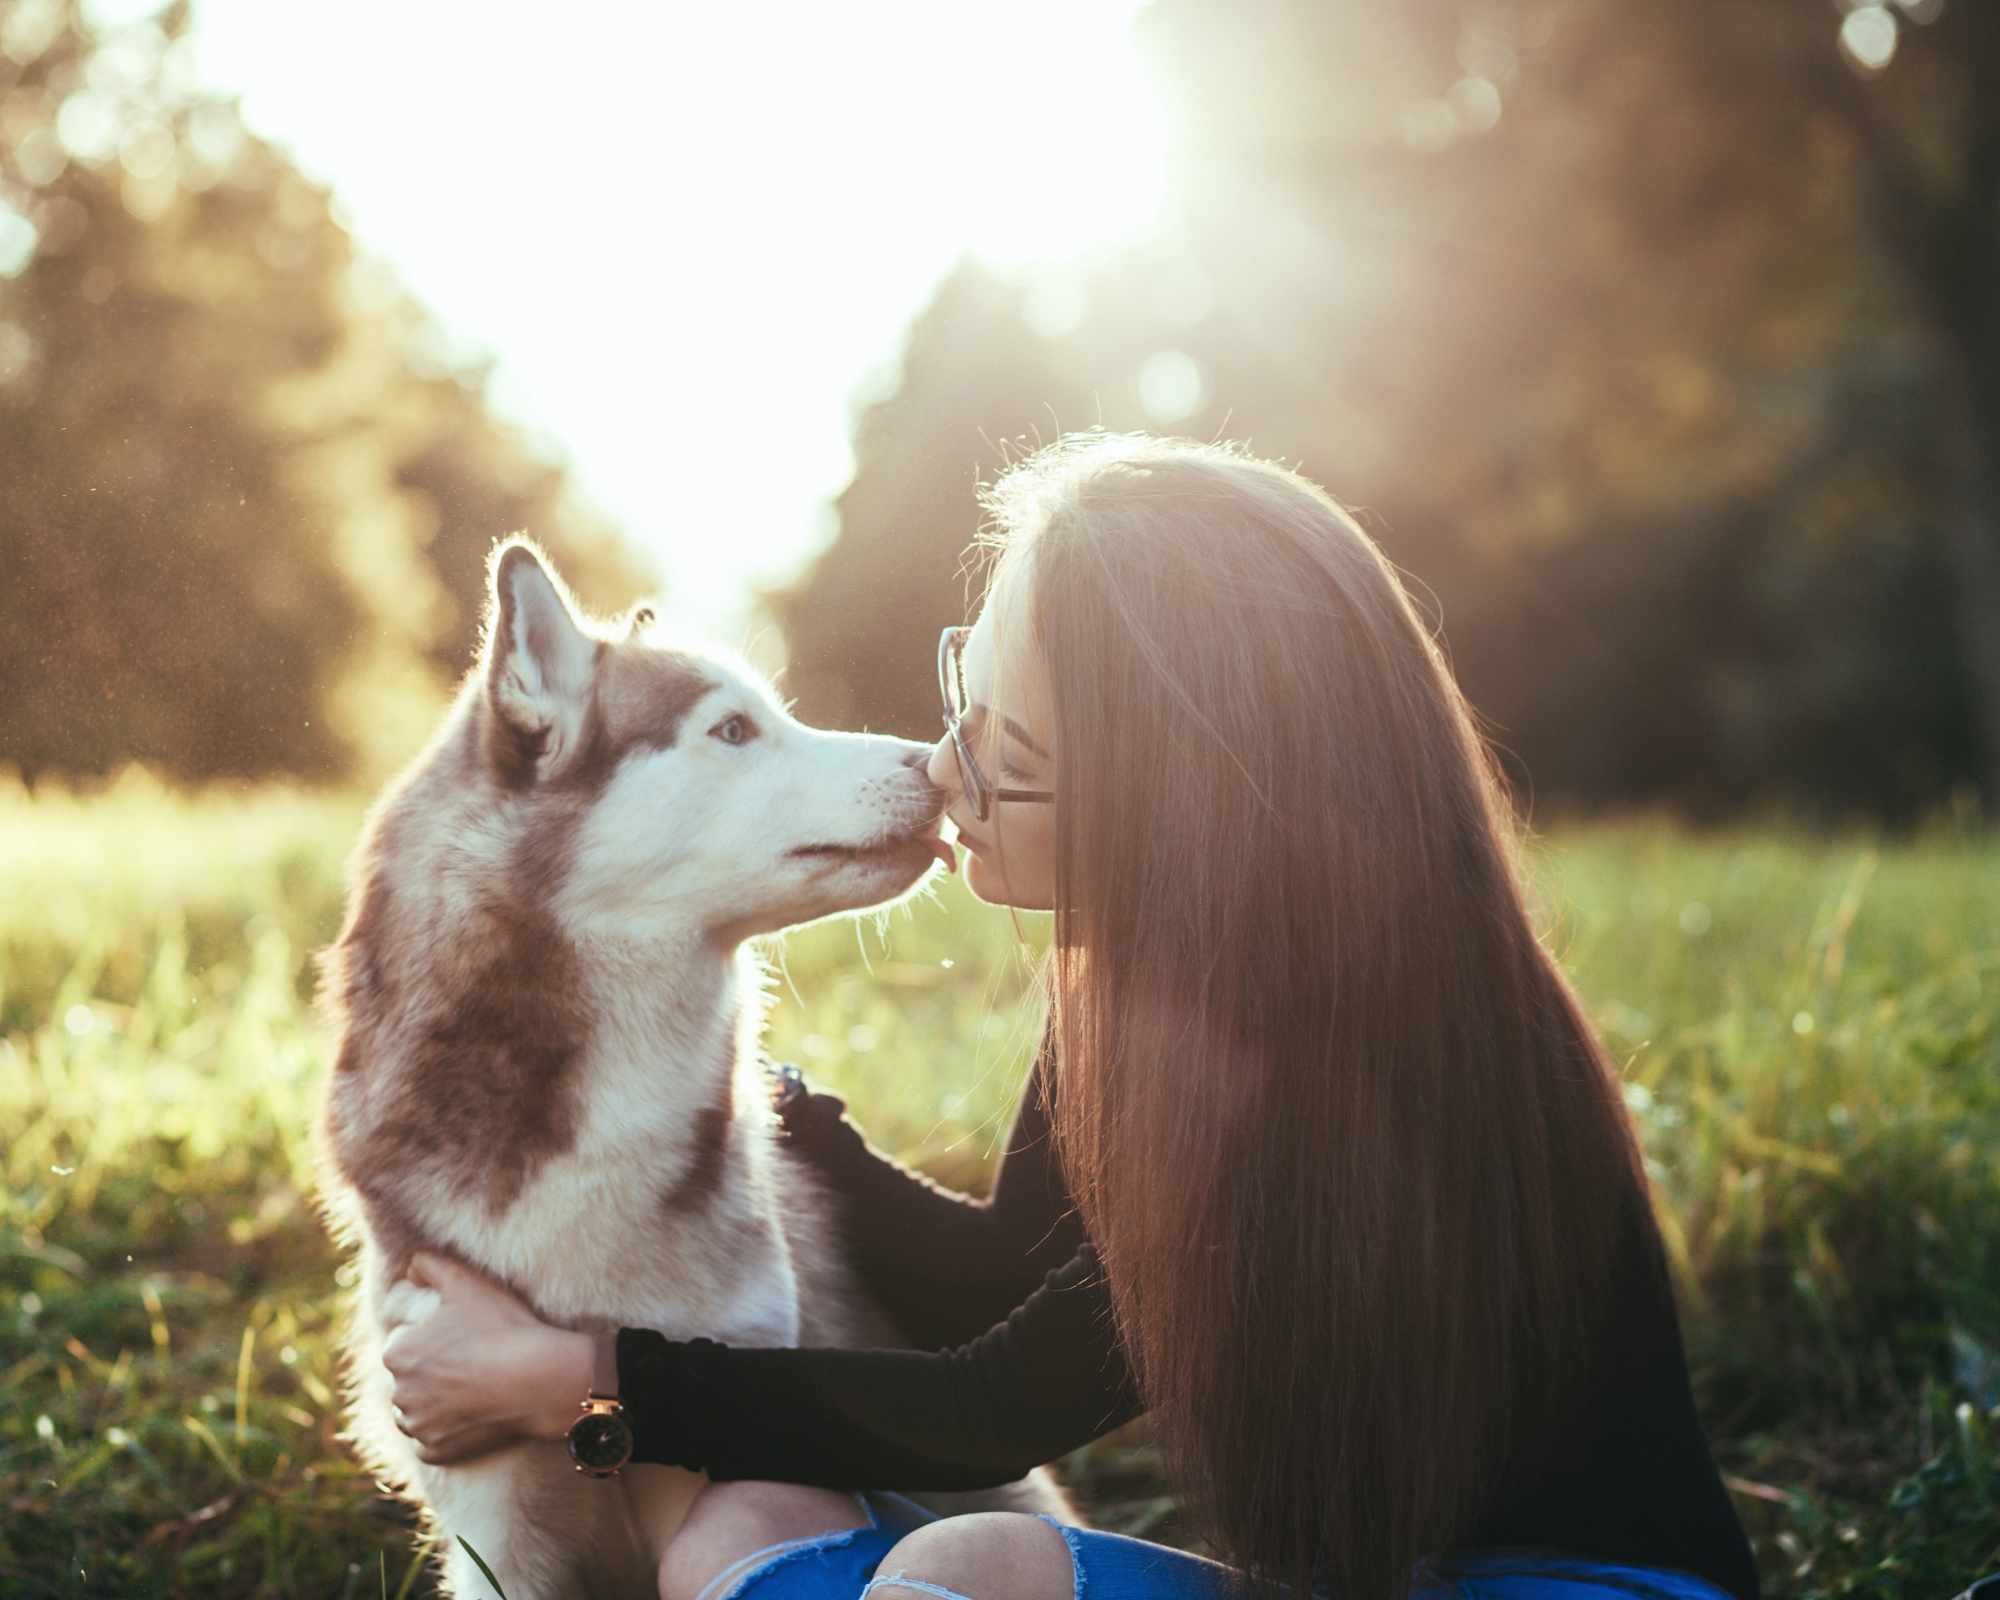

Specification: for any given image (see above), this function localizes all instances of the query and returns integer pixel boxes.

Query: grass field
[3,770,1998,1597]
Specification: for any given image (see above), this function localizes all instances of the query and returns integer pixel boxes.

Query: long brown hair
[984,436,1643,1600]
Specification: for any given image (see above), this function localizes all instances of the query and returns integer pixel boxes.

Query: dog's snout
[897,743,946,803]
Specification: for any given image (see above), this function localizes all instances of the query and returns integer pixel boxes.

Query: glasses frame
[938,626,1055,823]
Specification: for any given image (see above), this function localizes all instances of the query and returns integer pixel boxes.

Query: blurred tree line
[775,0,1998,822]
[0,0,645,784]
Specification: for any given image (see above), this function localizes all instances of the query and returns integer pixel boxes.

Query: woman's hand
[381,1251,594,1465]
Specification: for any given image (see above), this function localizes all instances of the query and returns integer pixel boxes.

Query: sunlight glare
[170,0,1169,634]
[1400,98,1458,154]
[1839,5,1898,73]
[1448,76,1502,136]
[1021,271,1090,339]
[913,1,1168,267]
[1137,349,1207,423]
[1152,260,1213,328]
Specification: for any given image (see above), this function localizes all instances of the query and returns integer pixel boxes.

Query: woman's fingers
[386,1358,432,1421]
[378,1282,590,1460]
[405,1252,533,1323]
[380,1242,593,1459]
[407,1250,484,1292]
[415,1419,528,1465]
[381,1319,414,1375]
[394,1405,440,1446]
[390,1392,507,1461]
[394,1389,518,1463]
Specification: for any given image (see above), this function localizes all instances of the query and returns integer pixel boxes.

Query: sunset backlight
[158,0,1168,635]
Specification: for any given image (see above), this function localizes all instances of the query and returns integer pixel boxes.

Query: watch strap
[588,1331,620,1404]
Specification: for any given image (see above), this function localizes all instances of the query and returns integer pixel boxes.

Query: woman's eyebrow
[1004,716,1051,760]
[969,701,1051,761]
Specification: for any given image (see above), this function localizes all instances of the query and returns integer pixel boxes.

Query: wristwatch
[565,1332,634,1477]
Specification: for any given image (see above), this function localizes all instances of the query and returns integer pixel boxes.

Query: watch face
[567,1410,633,1473]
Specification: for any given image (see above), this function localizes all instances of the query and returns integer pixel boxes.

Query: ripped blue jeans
[691,1491,1738,1600]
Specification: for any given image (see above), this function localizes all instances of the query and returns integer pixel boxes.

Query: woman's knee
[868,1513,1074,1600]
[657,1481,868,1600]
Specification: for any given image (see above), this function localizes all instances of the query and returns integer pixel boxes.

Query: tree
[773,0,1982,818]
[0,0,646,783]
[1826,0,2000,805]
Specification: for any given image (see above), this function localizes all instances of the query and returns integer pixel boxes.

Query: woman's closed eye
[962,709,1021,773]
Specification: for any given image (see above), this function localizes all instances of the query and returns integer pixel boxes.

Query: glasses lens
[945,631,970,719]
[953,725,989,822]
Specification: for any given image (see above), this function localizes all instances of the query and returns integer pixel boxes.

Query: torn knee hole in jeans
[861,1573,985,1600]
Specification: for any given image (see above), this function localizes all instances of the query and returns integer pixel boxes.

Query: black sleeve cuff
[617,1327,715,1473]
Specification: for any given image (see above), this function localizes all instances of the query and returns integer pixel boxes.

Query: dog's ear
[482,539,601,788]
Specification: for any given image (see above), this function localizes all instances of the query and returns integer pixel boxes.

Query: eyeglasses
[938,626,1055,823]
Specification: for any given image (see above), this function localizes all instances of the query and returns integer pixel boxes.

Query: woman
[384,435,1760,1600]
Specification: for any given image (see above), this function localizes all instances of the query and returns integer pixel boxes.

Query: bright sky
[109,0,1169,641]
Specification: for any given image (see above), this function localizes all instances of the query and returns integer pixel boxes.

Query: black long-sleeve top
[616,1055,1759,1600]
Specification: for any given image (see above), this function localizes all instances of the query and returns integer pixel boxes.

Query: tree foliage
[0,0,647,783]
[774,0,1994,820]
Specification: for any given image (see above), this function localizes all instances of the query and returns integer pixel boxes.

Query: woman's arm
[622,1243,1138,1489]
[776,1043,1085,1351]
[383,1245,1140,1487]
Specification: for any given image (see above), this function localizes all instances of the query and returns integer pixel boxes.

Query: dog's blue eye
[712,715,752,746]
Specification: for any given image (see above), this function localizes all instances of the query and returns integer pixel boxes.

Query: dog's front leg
[424,1444,585,1600]
[426,1443,663,1600]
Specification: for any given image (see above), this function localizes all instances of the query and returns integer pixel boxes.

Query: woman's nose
[925,735,959,796]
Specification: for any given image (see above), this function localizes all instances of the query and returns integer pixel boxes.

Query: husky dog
[317,541,984,1599]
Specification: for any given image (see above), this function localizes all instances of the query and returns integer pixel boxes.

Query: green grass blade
[234,1322,255,1466]
[458,1535,511,1600]
[392,1533,438,1600]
